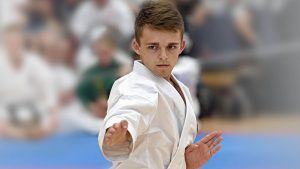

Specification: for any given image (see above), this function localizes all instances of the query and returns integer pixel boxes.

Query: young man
[98,1,223,169]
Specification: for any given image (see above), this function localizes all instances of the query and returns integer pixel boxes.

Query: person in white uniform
[0,24,57,139]
[98,1,223,169]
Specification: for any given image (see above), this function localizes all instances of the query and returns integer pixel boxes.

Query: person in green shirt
[76,32,130,118]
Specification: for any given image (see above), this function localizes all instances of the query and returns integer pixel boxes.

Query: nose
[159,48,168,60]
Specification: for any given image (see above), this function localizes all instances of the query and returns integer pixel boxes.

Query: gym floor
[0,114,299,169]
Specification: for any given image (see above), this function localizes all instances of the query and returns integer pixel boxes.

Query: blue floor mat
[0,132,299,169]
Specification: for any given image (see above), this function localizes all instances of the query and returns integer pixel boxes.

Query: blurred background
[0,0,300,168]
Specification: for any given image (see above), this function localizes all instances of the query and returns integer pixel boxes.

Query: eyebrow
[146,43,159,45]
[168,43,180,46]
[146,42,180,45]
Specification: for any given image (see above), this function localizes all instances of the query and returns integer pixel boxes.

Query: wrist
[186,163,197,169]
[186,166,197,169]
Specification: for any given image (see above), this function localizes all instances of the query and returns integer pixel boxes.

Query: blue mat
[0,133,299,169]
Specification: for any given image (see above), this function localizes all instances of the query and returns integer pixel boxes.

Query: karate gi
[98,61,198,169]
[0,49,56,128]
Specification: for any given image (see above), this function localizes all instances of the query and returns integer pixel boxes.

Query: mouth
[156,64,170,68]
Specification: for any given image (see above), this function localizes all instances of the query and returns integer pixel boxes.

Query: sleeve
[98,92,158,161]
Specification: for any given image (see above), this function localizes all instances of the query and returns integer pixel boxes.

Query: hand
[104,120,131,147]
[185,131,223,169]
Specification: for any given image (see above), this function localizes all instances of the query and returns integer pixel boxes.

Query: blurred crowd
[0,0,298,140]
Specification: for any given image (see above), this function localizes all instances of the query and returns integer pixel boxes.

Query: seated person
[76,32,130,119]
[0,24,57,140]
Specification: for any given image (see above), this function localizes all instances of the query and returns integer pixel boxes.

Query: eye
[147,45,158,50]
[168,45,177,50]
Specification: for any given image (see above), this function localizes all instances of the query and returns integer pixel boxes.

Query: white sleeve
[98,93,158,161]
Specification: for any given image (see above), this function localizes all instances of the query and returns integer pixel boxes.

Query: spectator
[69,0,135,42]
[245,0,282,47]
[0,24,57,139]
[54,33,103,134]
[76,26,133,73]
[25,0,61,33]
[54,0,83,23]
[188,0,241,58]
[76,31,130,119]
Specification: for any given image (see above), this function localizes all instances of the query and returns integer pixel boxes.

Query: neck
[164,75,172,83]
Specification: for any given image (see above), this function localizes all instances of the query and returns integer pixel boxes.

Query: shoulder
[107,73,159,114]
[110,72,159,101]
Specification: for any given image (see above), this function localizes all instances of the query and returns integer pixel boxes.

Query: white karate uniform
[0,49,56,127]
[98,61,198,169]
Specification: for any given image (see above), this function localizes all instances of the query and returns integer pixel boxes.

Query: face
[58,38,75,65]
[40,32,61,64]
[3,30,25,59]
[94,39,115,66]
[33,0,54,16]
[132,26,186,81]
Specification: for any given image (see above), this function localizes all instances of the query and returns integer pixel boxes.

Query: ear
[131,38,141,55]
[179,40,186,55]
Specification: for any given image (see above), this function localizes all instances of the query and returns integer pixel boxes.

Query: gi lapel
[167,79,198,169]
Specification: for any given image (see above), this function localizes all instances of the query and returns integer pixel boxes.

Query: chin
[161,73,171,79]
